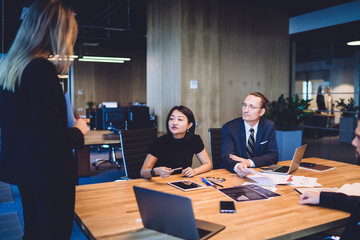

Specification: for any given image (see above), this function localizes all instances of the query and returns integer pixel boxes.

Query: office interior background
[1,1,360,239]
[2,0,360,164]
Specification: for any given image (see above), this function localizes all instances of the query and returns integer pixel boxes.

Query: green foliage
[335,98,359,117]
[264,94,312,131]
[86,101,94,109]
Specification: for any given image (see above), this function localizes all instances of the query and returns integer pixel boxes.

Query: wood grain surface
[75,158,359,240]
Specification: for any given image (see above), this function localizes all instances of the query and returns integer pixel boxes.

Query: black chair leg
[92,146,122,170]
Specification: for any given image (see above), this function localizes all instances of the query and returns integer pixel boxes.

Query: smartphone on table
[220,201,236,213]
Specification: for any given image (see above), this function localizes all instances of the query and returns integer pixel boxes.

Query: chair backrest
[208,128,222,169]
[120,128,157,179]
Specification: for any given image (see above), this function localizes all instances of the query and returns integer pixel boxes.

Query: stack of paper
[338,183,360,196]
[247,169,322,187]
[288,175,322,187]
[294,183,360,196]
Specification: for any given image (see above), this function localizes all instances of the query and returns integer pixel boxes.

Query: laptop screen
[133,186,225,240]
[133,186,200,239]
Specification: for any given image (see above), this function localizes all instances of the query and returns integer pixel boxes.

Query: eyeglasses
[241,103,262,111]
[205,177,226,183]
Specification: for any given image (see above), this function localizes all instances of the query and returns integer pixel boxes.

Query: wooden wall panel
[181,0,221,158]
[147,0,164,127]
[147,0,181,133]
[73,49,146,116]
[220,1,289,124]
[147,0,290,167]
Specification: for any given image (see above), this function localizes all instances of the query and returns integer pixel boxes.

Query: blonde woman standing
[0,1,88,239]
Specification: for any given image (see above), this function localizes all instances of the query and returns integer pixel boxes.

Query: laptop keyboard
[197,228,211,238]
[276,166,289,173]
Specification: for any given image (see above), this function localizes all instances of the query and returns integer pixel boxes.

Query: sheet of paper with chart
[295,183,360,196]
[247,169,321,187]
[218,184,281,202]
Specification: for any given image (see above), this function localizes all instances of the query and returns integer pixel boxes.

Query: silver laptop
[133,186,225,240]
[260,144,307,175]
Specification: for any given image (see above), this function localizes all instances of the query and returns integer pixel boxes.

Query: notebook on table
[133,186,225,240]
[260,144,307,175]
[299,162,335,172]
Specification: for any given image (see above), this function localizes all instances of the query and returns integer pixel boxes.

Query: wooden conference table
[75,158,360,240]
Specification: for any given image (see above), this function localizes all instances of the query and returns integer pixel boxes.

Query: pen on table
[206,179,224,188]
[204,178,223,183]
[293,188,302,195]
[201,178,217,189]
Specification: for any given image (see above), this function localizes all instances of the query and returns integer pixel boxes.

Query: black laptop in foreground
[133,186,225,240]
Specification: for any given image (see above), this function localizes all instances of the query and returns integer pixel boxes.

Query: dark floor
[0,136,356,240]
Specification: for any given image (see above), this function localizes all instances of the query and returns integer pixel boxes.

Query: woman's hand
[74,118,89,135]
[155,167,174,178]
[299,191,320,205]
[182,167,197,177]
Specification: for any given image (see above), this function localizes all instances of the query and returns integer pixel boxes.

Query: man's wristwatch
[150,168,157,177]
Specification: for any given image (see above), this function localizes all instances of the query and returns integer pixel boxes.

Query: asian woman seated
[140,105,212,179]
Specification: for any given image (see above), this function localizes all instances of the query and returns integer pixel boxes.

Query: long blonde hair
[0,0,78,92]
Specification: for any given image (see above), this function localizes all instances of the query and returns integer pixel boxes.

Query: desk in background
[77,130,120,177]
[75,158,360,239]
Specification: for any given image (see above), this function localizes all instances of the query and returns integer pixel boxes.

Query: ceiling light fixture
[347,41,360,46]
[77,56,131,63]
[83,42,100,47]
[58,75,69,79]
[82,56,131,61]
[48,55,78,61]
[78,58,125,63]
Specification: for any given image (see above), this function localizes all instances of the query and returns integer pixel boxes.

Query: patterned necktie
[246,128,255,158]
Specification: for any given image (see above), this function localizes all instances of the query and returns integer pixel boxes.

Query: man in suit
[299,119,360,239]
[221,92,278,177]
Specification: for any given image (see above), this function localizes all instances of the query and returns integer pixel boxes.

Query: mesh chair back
[208,128,222,169]
[120,128,157,179]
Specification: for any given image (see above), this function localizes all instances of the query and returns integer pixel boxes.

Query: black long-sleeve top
[0,58,84,186]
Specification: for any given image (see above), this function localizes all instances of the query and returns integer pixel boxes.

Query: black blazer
[321,192,360,240]
[221,117,279,171]
[0,58,84,186]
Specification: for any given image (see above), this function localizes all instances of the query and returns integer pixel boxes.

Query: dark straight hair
[166,105,196,142]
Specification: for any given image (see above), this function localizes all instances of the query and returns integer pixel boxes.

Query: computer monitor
[128,106,153,129]
[102,107,129,130]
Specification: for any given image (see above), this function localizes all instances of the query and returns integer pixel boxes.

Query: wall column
[147,0,290,160]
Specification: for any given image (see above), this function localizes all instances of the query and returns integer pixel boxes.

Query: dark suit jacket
[0,58,84,186]
[221,117,278,172]
[320,192,360,240]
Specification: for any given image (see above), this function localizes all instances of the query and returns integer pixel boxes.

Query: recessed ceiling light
[82,56,130,61]
[83,42,100,47]
[78,59,125,63]
[347,41,360,46]
[48,55,77,61]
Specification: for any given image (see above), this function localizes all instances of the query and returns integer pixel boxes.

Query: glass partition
[291,50,360,164]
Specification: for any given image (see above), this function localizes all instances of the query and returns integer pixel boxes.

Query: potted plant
[335,97,359,143]
[264,94,311,161]
[335,98,358,117]
[86,101,95,109]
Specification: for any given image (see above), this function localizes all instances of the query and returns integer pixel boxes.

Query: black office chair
[92,132,122,170]
[208,128,222,169]
[120,128,157,179]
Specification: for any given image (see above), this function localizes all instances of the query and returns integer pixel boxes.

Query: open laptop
[260,144,307,175]
[133,186,225,240]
